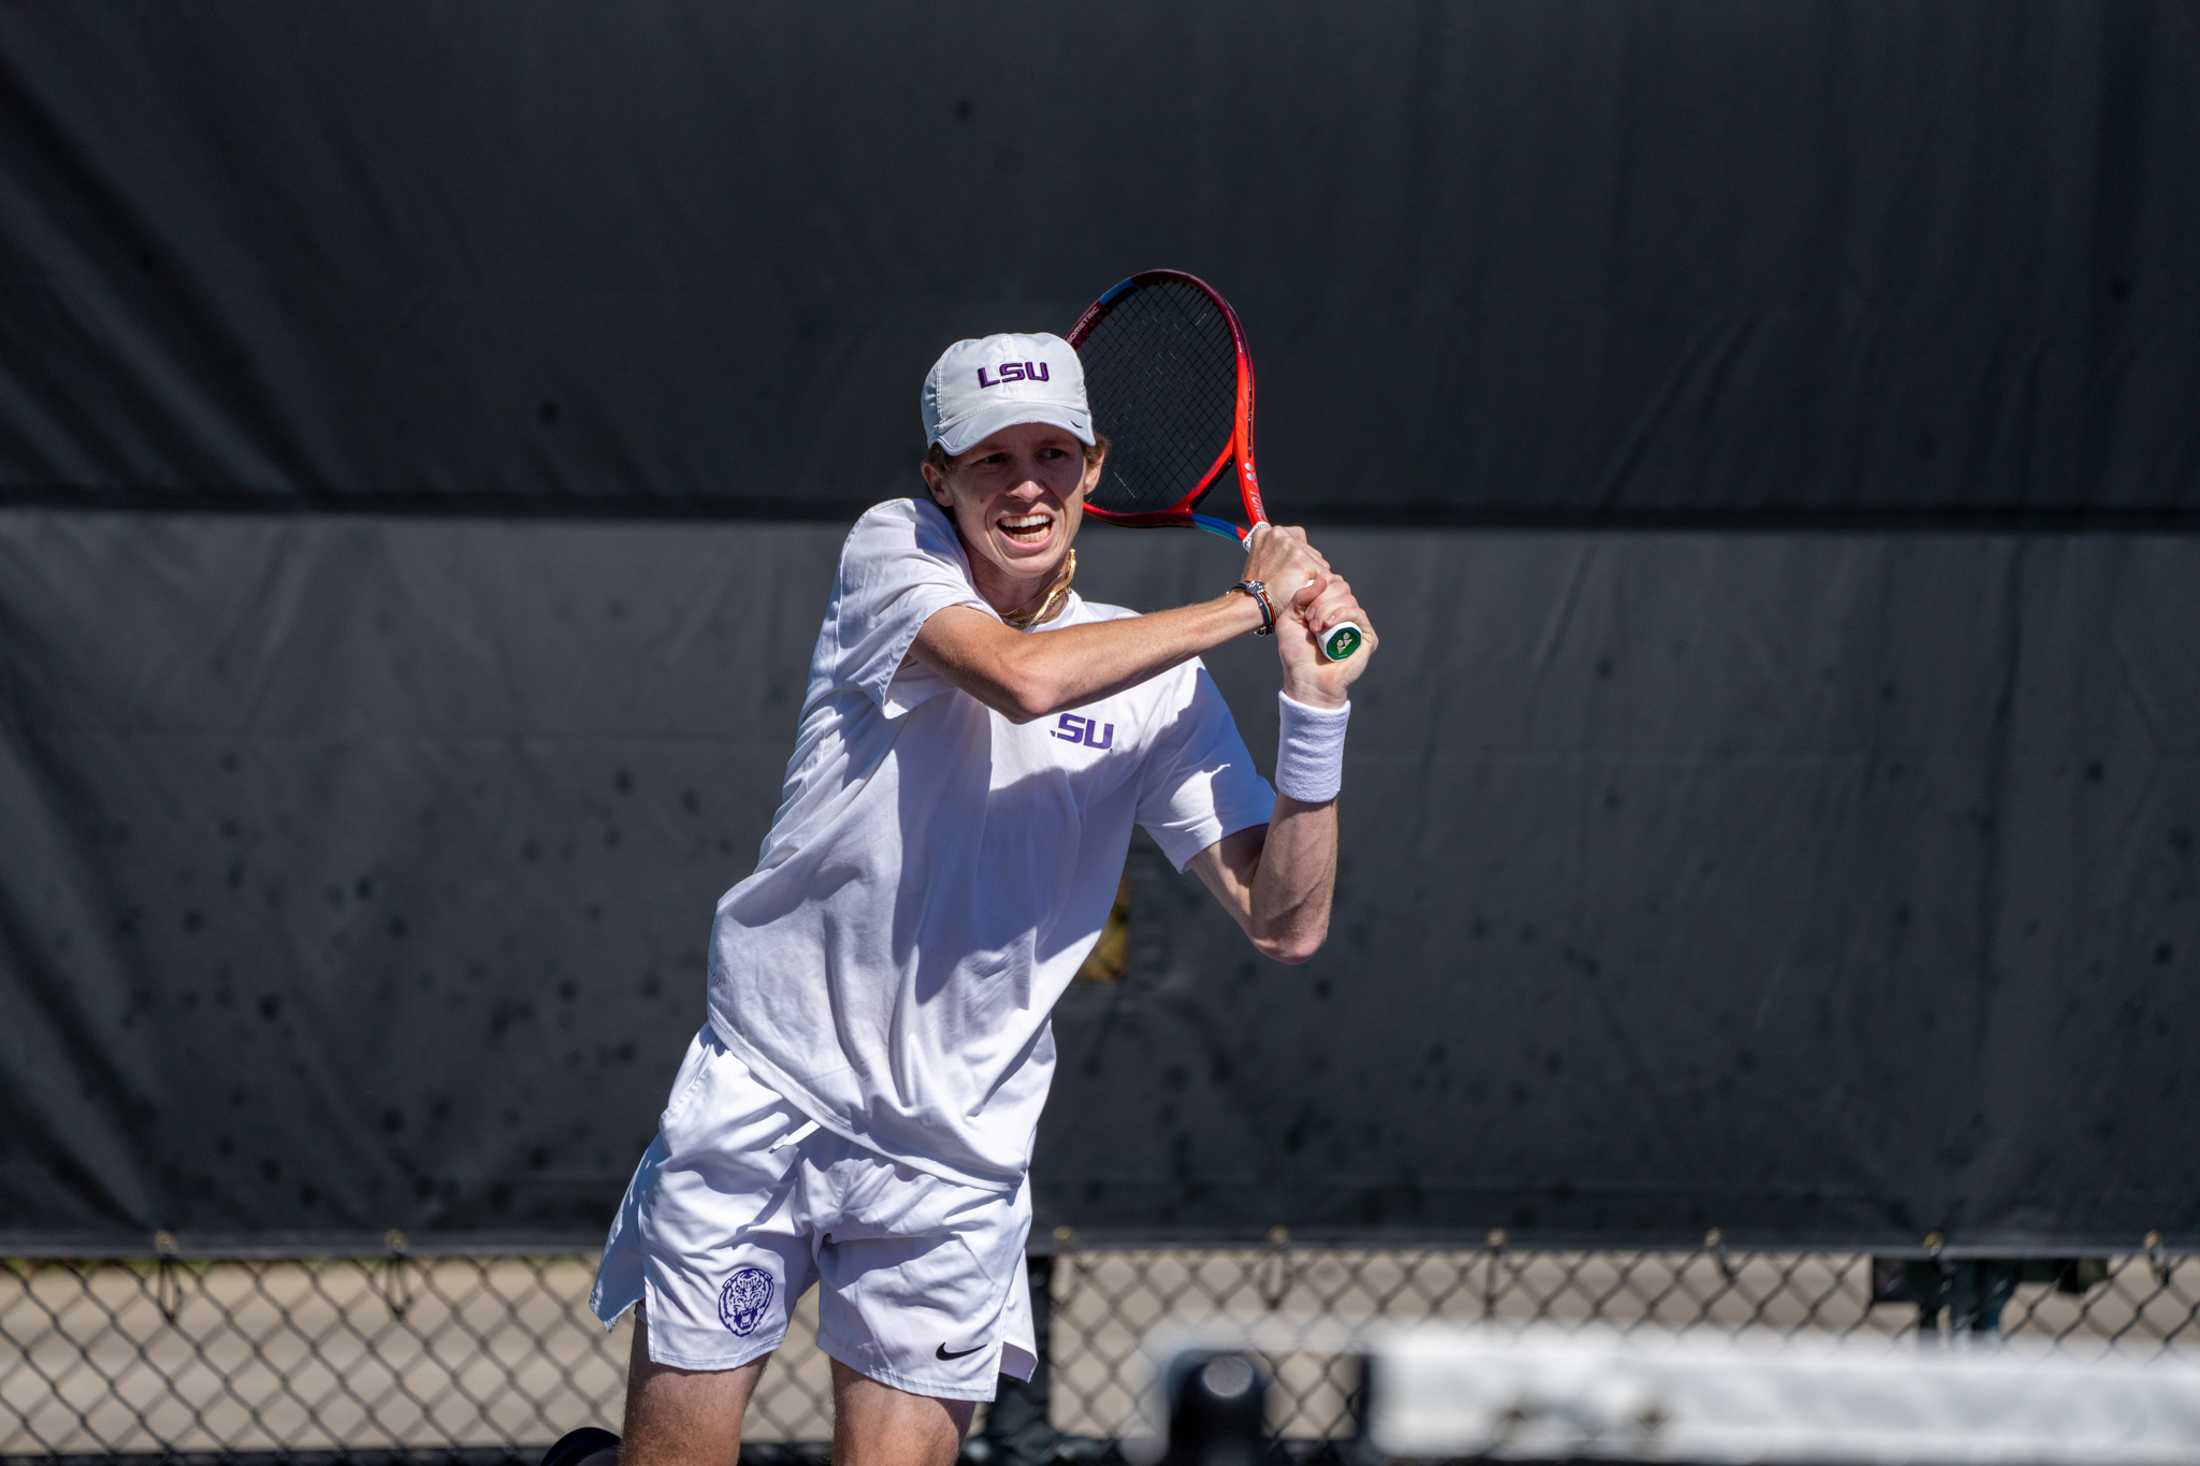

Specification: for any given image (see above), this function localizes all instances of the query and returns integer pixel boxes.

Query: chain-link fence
[5,1245,2195,1460]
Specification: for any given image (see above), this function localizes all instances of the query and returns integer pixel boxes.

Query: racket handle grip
[1320,621,1365,662]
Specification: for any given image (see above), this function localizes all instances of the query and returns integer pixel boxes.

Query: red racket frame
[1067,268,1365,661]
[1066,268,1268,543]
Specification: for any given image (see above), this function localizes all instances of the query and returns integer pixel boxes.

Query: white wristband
[1275,691,1350,803]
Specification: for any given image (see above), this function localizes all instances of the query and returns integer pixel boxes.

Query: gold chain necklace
[1001,549,1076,630]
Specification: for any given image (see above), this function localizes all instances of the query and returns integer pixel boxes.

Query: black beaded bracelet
[1229,579,1276,636]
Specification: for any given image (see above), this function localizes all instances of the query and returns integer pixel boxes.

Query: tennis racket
[1067,269,1364,662]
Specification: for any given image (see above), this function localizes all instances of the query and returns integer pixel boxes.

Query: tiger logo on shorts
[717,1266,775,1337]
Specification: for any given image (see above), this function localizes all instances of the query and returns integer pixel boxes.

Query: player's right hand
[1278,572,1375,701]
[1242,523,1330,620]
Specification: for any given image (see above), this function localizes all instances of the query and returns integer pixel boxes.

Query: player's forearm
[1246,795,1339,964]
[1005,592,1265,718]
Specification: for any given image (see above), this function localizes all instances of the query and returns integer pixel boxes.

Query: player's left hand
[1276,573,1375,706]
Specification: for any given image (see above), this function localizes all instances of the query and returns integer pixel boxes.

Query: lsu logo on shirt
[1050,712,1114,750]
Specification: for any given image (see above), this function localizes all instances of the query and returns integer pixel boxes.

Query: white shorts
[590,1025,1037,1401]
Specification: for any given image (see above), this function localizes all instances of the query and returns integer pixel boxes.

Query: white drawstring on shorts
[768,1118,820,1152]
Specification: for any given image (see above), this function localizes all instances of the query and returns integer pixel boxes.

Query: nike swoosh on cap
[935,1341,986,1361]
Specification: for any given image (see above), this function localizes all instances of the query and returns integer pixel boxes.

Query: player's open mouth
[995,512,1054,547]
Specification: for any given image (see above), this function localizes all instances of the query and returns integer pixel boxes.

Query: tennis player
[550,331,1375,1466]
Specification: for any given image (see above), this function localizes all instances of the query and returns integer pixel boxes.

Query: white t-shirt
[706,499,1274,1191]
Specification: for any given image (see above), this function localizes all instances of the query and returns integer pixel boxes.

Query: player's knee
[618,1315,771,1465]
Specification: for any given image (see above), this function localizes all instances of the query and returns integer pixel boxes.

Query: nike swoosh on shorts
[935,1342,985,1361]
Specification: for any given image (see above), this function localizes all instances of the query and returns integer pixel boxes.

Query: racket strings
[1074,279,1240,515]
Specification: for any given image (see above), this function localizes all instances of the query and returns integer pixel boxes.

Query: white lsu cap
[921,332,1095,457]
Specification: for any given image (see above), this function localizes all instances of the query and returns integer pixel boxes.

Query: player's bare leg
[612,1303,772,1466]
[828,1359,975,1466]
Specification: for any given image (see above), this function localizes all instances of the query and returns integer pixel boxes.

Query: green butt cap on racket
[1320,622,1365,662]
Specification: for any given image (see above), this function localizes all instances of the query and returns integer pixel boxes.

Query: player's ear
[1080,434,1109,489]
[920,460,951,509]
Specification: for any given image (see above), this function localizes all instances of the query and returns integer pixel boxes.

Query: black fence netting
[4,1245,2195,1462]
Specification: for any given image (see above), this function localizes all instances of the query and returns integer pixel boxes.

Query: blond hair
[923,434,1109,483]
